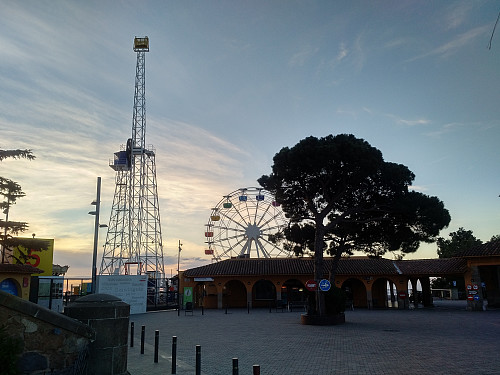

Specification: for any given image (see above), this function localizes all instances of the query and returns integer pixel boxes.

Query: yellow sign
[13,238,54,276]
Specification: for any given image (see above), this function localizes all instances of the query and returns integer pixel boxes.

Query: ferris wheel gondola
[204,187,291,261]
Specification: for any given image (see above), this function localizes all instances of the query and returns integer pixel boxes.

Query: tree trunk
[314,226,325,315]
[329,242,345,285]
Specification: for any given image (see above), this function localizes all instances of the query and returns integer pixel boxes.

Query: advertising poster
[184,287,193,308]
[13,238,54,276]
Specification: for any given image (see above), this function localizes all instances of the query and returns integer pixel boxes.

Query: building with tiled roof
[456,240,500,310]
[458,239,500,257]
[180,256,473,311]
[0,263,44,300]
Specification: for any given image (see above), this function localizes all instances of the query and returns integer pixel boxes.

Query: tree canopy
[0,149,35,162]
[258,134,451,314]
[0,148,48,264]
[436,227,482,258]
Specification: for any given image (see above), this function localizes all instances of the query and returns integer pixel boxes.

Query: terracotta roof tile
[183,257,467,278]
[394,258,467,276]
[0,263,44,274]
[457,240,500,257]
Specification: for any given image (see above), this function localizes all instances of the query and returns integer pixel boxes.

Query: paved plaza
[127,301,500,375]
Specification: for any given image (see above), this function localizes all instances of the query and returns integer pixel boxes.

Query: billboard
[13,238,54,276]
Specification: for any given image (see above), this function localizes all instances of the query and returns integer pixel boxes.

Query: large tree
[0,148,47,264]
[436,227,482,258]
[258,134,450,315]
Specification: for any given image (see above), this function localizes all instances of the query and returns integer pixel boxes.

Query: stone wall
[64,294,130,375]
[0,290,94,374]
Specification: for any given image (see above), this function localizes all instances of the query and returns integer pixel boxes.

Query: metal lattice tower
[99,37,165,277]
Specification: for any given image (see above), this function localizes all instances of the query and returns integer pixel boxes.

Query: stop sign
[305,279,317,291]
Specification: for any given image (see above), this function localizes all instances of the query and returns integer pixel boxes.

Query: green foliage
[0,326,23,375]
[0,149,36,263]
[259,134,451,259]
[431,277,452,289]
[437,227,482,258]
[0,149,34,162]
[259,134,450,316]
[490,234,500,242]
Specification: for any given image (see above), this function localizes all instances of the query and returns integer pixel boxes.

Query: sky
[1,1,500,277]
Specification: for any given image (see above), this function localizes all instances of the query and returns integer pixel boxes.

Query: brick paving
[127,301,500,375]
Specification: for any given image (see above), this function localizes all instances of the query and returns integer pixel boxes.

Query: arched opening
[372,278,392,308]
[224,280,247,308]
[200,283,218,309]
[342,278,367,308]
[408,279,423,308]
[281,279,306,305]
[0,278,20,296]
[252,279,276,308]
[386,280,398,308]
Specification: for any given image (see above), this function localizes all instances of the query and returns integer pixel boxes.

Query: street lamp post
[177,240,182,315]
[88,177,104,294]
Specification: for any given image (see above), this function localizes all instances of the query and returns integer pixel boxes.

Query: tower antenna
[100,36,165,280]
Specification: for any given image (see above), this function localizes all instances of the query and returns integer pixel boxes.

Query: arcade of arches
[182,245,500,312]
[181,257,469,310]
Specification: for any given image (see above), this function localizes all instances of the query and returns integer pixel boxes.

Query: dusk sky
[1,1,500,277]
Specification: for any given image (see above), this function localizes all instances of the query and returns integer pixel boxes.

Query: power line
[488,10,500,50]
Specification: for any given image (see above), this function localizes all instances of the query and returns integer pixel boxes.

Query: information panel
[96,275,148,314]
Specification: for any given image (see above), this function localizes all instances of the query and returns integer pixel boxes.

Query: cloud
[423,122,462,138]
[336,108,358,119]
[361,107,430,127]
[443,1,474,30]
[407,25,490,62]
[336,42,348,62]
[388,116,430,127]
[409,185,429,192]
[288,45,319,67]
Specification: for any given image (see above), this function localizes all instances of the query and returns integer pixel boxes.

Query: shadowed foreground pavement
[127,300,500,375]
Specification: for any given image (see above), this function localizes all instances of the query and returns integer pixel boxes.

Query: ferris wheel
[204,187,291,261]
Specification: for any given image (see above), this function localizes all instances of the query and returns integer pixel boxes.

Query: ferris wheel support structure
[100,37,165,278]
[205,187,291,261]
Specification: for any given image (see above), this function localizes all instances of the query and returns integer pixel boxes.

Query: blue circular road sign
[319,279,331,292]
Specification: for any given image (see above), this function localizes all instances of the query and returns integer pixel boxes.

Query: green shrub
[0,325,23,375]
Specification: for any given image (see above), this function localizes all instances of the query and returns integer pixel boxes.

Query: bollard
[253,364,260,375]
[202,305,204,315]
[130,322,134,347]
[232,358,239,375]
[247,302,250,314]
[195,345,201,375]
[172,336,177,374]
[154,330,159,363]
[140,325,145,354]
[225,304,228,314]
